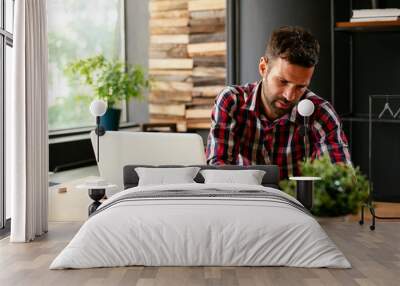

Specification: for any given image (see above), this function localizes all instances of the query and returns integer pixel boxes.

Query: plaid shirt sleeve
[206,88,241,165]
[311,102,352,165]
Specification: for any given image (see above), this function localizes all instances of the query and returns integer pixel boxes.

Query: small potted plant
[279,155,369,218]
[66,55,149,130]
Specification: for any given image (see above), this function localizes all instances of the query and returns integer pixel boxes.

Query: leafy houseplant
[279,155,369,217]
[66,55,149,130]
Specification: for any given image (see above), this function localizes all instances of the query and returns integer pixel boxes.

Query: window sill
[48,122,141,144]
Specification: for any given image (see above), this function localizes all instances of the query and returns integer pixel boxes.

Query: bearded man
[206,26,351,179]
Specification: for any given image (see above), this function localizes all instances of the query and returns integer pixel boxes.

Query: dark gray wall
[238,0,331,100]
[340,0,400,202]
[125,0,149,123]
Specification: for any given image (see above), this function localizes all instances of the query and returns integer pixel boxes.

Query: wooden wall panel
[149,0,226,131]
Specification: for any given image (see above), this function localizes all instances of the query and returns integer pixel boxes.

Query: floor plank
[0,221,399,286]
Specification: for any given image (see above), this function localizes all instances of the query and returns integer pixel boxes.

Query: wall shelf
[335,20,400,32]
[342,116,400,124]
[331,0,400,212]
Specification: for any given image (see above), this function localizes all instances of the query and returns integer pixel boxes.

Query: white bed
[50,183,351,269]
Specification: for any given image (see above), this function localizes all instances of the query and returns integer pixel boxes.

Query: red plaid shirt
[206,81,352,179]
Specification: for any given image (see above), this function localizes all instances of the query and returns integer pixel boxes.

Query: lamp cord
[96,116,100,162]
[97,127,99,162]
[303,116,310,161]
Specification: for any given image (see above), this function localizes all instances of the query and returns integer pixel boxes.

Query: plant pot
[100,107,121,131]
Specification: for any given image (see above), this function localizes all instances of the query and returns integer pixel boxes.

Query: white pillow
[200,169,266,185]
[135,167,201,186]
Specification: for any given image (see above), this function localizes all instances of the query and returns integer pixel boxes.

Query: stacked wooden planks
[148,0,192,132]
[186,0,226,130]
[148,0,226,131]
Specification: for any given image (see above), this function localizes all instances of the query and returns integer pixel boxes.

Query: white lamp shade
[90,99,107,117]
[298,99,315,117]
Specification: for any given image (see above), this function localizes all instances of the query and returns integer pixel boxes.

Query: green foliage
[65,55,149,107]
[279,155,369,217]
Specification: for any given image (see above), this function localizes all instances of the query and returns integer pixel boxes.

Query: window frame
[1,0,14,231]
[47,0,128,133]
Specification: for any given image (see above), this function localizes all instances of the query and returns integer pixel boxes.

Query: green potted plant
[66,55,149,130]
[279,155,369,217]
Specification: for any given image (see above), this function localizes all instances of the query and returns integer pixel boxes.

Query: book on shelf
[352,8,400,18]
[350,16,400,22]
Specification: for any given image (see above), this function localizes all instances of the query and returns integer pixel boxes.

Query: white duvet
[50,183,351,269]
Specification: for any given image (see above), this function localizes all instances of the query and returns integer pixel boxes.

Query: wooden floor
[349,202,400,222]
[1,219,399,286]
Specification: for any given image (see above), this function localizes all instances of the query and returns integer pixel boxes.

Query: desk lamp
[291,99,319,210]
[89,99,107,162]
[298,99,315,160]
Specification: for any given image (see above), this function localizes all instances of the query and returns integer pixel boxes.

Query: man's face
[259,57,314,120]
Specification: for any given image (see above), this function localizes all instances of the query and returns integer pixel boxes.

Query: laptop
[90,131,206,196]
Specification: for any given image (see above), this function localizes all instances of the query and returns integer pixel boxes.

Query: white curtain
[7,0,49,242]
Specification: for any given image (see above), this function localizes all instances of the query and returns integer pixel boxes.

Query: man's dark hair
[265,26,320,68]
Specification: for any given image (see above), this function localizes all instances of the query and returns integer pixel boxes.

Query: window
[1,0,14,230]
[47,0,125,131]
